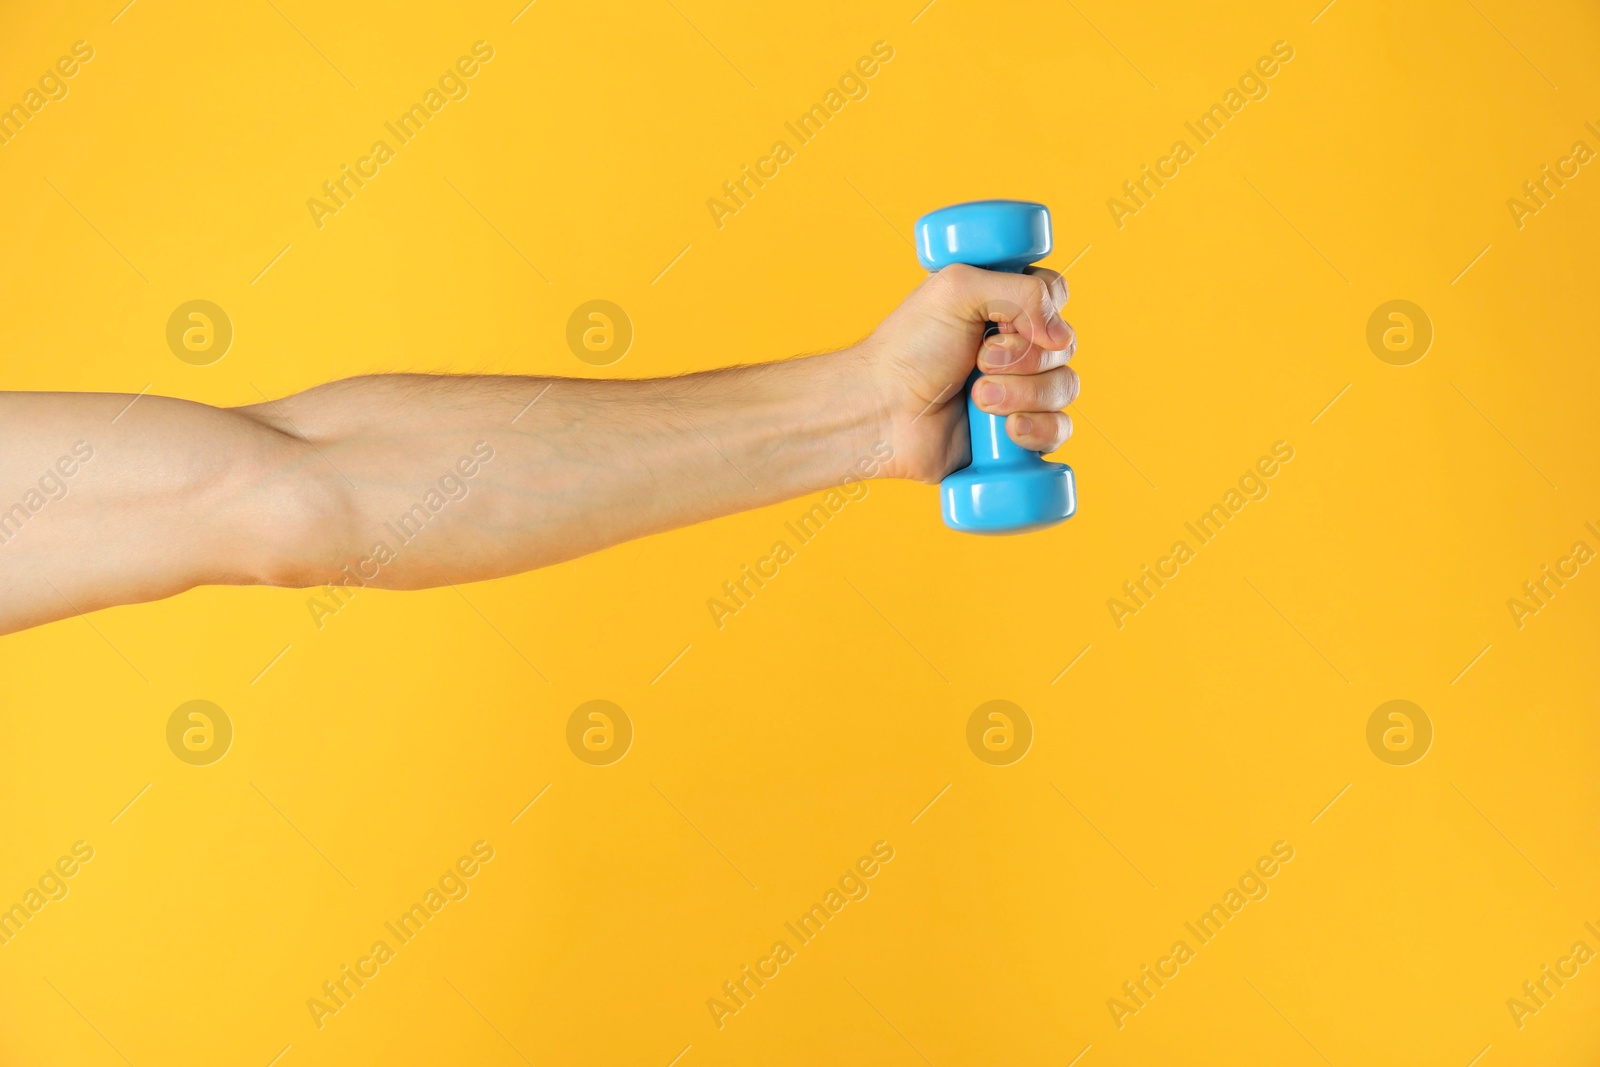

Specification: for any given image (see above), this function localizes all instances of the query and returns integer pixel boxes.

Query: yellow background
[3,0,1598,1063]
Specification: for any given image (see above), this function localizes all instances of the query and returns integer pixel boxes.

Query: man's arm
[0,266,1078,636]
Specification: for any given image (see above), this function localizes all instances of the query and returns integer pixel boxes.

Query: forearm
[260,350,890,590]
[0,351,889,633]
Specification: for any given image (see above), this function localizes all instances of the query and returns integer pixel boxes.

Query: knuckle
[938,263,980,289]
[1046,271,1069,308]
[1027,275,1051,310]
[1027,269,1067,314]
[922,268,955,300]
[1046,371,1073,408]
[921,269,955,304]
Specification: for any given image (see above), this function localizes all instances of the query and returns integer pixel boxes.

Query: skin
[0,264,1078,636]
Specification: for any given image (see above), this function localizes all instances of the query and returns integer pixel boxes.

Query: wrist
[816,344,899,481]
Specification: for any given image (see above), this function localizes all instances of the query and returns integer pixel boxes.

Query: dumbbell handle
[965,274,1043,473]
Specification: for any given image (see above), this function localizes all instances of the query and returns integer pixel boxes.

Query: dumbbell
[913,199,1077,534]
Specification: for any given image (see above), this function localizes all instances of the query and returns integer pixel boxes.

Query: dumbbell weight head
[913,200,1077,534]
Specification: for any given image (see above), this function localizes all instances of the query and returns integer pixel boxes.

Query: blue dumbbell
[914,199,1077,534]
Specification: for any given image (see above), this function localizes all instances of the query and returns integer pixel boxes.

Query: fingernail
[1049,317,1072,345]
[986,341,1018,366]
[974,380,1002,407]
[1013,415,1034,437]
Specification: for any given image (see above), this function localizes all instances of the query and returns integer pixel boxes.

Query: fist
[858,263,1079,484]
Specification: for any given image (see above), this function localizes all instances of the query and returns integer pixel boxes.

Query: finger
[1007,411,1073,453]
[1024,266,1069,317]
[977,330,1075,374]
[971,365,1080,415]
[936,263,1073,350]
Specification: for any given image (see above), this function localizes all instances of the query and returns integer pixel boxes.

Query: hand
[855,264,1079,483]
